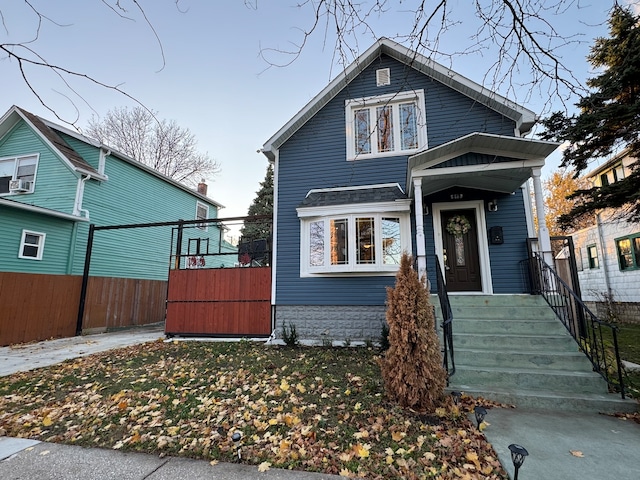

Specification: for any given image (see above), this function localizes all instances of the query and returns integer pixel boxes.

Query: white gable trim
[262,38,537,160]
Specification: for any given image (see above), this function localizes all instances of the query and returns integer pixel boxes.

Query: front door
[441,209,482,291]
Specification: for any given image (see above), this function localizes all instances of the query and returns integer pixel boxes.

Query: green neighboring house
[0,105,232,279]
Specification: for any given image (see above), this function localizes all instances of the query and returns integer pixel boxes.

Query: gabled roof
[408,133,559,195]
[262,38,537,161]
[0,106,103,178]
[0,105,223,209]
[584,147,636,179]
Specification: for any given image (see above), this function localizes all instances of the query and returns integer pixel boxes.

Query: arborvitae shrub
[380,253,446,413]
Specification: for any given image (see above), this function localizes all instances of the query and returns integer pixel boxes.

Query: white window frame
[18,229,46,260]
[195,201,209,231]
[297,200,412,277]
[345,90,427,161]
[0,154,39,195]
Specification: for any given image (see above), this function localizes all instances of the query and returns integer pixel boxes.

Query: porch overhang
[407,133,560,195]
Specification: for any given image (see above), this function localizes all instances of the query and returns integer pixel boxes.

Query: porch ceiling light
[488,199,498,211]
[473,405,487,429]
[508,443,529,480]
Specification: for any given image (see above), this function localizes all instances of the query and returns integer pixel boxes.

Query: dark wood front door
[441,209,482,292]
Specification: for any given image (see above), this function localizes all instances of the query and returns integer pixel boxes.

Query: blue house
[261,38,559,343]
[0,105,232,344]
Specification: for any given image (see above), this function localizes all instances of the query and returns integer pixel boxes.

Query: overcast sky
[2,1,633,224]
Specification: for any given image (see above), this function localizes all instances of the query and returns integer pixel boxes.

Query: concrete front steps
[432,294,638,414]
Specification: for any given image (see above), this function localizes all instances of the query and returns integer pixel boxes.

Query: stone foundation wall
[274,305,387,344]
[585,301,640,325]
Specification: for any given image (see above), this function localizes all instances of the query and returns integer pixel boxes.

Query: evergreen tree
[540,5,640,224]
[380,253,446,413]
[238,164,273,265]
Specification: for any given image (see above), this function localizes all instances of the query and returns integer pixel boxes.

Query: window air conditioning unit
[9,179,31,192]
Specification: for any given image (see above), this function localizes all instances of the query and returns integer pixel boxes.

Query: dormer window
[345,90,426,161]
[0,154,38,194]
[597,162,625,187]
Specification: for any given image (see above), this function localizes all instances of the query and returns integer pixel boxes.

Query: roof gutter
[0,198,89,222]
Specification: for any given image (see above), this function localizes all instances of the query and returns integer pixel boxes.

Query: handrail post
[612,328,626,399]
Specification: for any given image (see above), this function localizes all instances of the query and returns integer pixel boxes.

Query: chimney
[197,179,208,196]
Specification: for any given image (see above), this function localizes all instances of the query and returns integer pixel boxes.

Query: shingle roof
[298,184,406,208]
[16,107,99,175]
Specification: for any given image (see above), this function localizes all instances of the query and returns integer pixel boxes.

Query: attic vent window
[376,68,391,86]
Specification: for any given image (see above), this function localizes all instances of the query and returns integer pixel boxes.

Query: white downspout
[595,211,612,297]
[73,175,92,220]
[98,148,110,176]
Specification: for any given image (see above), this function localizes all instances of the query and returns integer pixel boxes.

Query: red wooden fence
[165,267,272,337]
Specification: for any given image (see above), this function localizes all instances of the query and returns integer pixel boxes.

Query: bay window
[300,211,410,275]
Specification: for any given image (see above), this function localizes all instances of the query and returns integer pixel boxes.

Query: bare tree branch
[0,0,182,127]
[86,106,221,187]
[256,0,611,116]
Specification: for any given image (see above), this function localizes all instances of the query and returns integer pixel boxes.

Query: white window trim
[345,89,427,161]
[0,154,39,195]
[195,201,209,231]
[432,201,493,294]
[298,200,412,277]
[18,229,46,260]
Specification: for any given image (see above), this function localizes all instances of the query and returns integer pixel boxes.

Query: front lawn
[0,340,507,479]
[615,323,640,364]
[614,323,640,399]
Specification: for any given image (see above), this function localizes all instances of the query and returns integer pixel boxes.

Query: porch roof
[408,133,560,195]
[298,183,406,208]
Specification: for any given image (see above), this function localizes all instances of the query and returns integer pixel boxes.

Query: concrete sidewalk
[0,437,338,479]
[0,326,166,377]
[481,407,640,480]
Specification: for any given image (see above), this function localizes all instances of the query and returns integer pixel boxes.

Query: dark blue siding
[275,54,519,305]
[423,188,530,293]
[485,188,529,293]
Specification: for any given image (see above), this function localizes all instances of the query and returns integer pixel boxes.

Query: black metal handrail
[435,258,455,380]
[527,253,626,398]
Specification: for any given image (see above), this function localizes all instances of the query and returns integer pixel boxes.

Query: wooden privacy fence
[0,272,81,346]
[82,277,167,332]
[166,267,272,337]
[0,272,166,346]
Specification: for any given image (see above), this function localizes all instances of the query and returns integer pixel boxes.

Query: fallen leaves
[0,341,509,479]
[570,450,585,457]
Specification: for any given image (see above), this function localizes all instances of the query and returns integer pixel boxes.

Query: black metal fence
[526,253,626,398]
